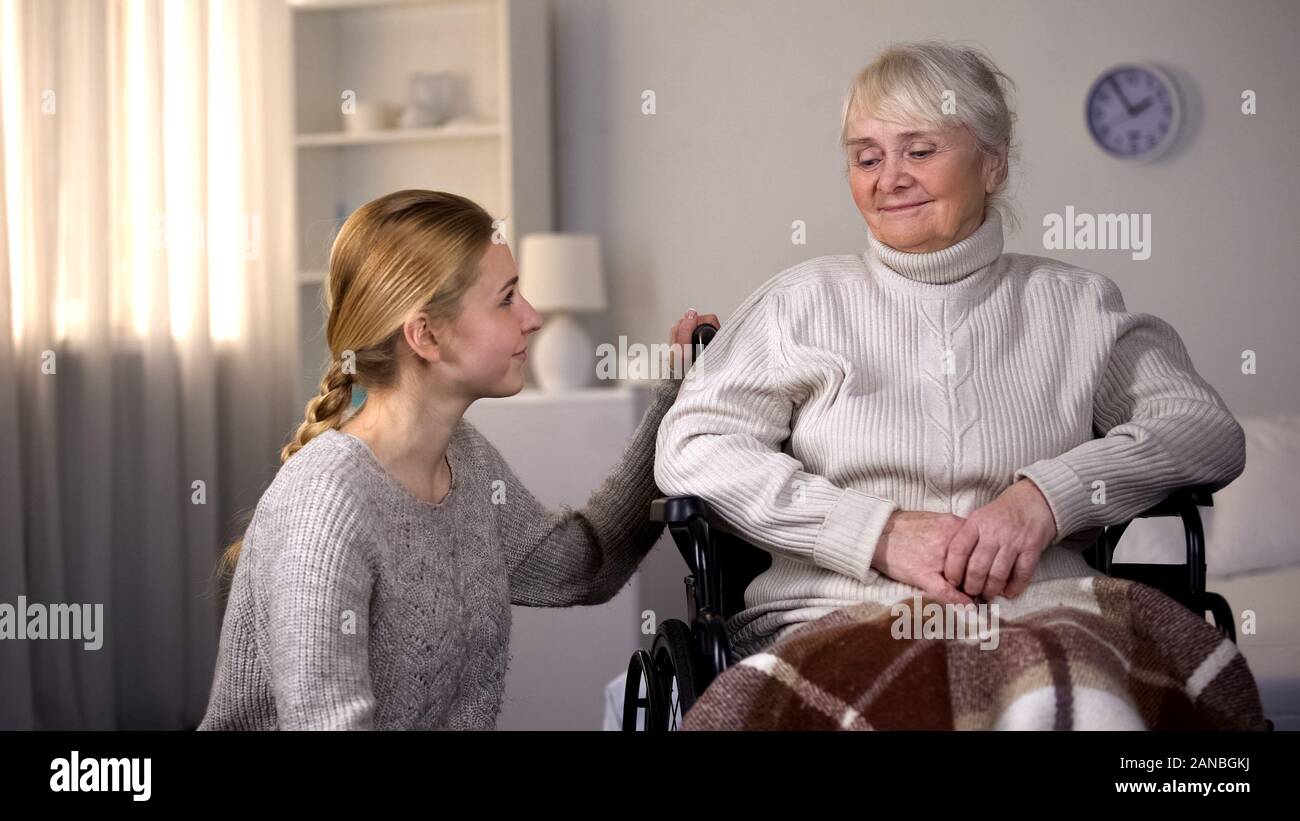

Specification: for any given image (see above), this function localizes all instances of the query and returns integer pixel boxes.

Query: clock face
[1085,65,1180,159]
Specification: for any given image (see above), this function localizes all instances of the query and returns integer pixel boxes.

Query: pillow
[1111,414,1300,578]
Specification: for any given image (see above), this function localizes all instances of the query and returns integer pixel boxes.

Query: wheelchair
[622,325,1249,732]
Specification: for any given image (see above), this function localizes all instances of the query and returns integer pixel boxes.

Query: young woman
[198,189,718,730]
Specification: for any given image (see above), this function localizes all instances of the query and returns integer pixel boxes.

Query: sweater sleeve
[257,480,379,730]
[654,287,899,584]
[494,377,682,607]
[1013,275,1247,543]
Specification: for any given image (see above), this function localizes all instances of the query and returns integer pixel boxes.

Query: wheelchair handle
[690,322,718,361]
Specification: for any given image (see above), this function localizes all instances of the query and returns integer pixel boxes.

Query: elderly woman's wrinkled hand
[872,511,976,606]
[941,479,1058,601]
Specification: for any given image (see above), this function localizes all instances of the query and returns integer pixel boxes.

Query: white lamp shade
[518,233,608,313]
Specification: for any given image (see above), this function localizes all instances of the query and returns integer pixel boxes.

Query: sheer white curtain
[0,0,297,729]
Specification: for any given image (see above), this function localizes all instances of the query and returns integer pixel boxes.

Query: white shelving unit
[288,0,553,404]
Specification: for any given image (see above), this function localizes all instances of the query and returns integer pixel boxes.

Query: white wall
[548,0,1300,634]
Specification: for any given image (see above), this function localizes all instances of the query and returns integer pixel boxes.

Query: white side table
[465,382,664,730]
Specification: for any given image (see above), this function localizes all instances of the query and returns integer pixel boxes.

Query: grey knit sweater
[655,207,1247,659]
[199,377,682,730]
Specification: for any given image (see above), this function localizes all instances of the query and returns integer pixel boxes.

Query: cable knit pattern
[918,298,981,514]
[654,208,1246,661]
[199,377,682,730]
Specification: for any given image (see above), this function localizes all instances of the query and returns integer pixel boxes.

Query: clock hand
[1106,76,1136,116]
[1130,98,1154,117]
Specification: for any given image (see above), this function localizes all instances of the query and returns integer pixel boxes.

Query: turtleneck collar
[864,207,1004,291]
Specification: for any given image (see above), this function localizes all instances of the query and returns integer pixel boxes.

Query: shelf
[295,122,502,148]
[298,269,327,285]
[289,0,487,12]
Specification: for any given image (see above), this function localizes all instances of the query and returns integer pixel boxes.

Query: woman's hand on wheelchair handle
[871,511,975,606]
[668,308,721,376]
[941,478,1058,601]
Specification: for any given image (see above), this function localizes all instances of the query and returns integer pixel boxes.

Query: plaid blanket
[681,576,1268,730]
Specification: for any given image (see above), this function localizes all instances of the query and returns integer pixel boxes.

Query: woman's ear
[983,143,1009,194]
[403,312,443,365]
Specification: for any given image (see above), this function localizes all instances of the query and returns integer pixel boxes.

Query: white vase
[403,72,453,127]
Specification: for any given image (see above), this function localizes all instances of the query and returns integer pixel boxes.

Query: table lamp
[518,233,609,391]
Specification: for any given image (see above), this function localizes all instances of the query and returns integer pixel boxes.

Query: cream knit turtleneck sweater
[653,208,1246,659]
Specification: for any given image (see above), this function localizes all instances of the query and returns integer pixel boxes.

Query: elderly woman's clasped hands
[870,479,1058,606]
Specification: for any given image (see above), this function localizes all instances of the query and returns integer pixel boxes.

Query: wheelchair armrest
[650,494,714,525]
[1095,483,1217,608]
[1099,483,1216,565]
[650,495,723,616]
[1130,483,1216,518]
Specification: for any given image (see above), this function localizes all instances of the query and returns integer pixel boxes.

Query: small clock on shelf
[1085,63,1183,161]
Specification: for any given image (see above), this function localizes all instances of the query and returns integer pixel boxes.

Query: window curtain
[0,0,298,729]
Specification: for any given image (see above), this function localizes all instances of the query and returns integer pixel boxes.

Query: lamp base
[532,313,595,391]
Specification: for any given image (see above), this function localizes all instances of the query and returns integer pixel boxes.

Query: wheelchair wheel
[622,619,700,731]
[650,619,700,731]
[622,650,655,732]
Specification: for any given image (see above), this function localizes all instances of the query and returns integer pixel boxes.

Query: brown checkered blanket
[681,576,1268,730]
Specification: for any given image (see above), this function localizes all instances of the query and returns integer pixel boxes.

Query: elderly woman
[653,41,1247,665]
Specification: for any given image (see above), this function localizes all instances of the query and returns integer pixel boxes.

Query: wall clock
[1085,63,1182,161]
